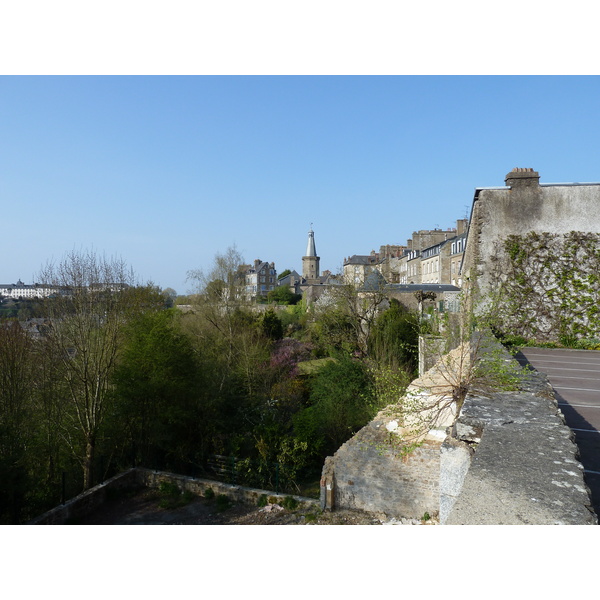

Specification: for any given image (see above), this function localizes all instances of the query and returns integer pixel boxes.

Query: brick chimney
[505,167,540,188]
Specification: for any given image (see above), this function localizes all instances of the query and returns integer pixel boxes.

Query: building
[0,280,62,299]
[462,168,600,340]
[343,252,381,286]
[244,260,277,301]
[396,220,468,286]
[302,227,320,283]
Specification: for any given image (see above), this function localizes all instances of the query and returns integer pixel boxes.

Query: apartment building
[244,260,277,300]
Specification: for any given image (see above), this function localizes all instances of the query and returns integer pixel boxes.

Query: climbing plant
[488,231,600,343]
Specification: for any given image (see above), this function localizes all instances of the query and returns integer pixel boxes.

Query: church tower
[302,226,320,282]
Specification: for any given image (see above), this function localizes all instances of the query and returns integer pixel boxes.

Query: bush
[281,496,299,511]
[216,494,230,512]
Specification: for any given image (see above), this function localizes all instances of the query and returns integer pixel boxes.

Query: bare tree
[38,250,138,489]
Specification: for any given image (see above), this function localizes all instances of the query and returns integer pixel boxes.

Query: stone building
[343,252,381,286]
[462,168,600,340]
[302,227,320,283]
[396,222,467,285]
[244,260,277,301]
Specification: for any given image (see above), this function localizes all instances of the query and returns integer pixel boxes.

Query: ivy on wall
[488,231,600,343]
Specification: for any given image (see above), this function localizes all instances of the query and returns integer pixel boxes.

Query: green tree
[368,298,419,371]
[267,285,301,305]
[111,309,205,470]
[261,308,283,340]
[295,357,377,457]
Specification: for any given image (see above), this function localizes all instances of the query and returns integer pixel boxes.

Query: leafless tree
[38,250,138,489]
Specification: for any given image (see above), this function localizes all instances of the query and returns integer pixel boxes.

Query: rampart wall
[320,336,597,524]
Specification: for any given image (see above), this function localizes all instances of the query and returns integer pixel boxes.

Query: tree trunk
[83,437,95,490]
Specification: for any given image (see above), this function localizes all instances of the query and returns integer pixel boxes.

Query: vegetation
[267,285,301,305]
[489,231,600,343]
[0,246,421,523]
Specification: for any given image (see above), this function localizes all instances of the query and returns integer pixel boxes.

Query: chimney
[505,168,540,188]
[456,218,468,235]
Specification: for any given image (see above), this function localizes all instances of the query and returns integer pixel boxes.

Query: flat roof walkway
[517,347,600,519]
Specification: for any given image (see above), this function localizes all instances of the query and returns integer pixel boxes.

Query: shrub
[281,496,299,511]
[216,494,230,512]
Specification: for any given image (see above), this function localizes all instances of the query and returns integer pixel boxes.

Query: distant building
[396,220,468,285]
[277,269,303,295]
[244,260,277,301]
[0,280,62,299]
[343,252,381,286]
[302,227,320,283]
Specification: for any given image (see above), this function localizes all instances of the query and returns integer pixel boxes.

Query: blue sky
[2,75,600,293]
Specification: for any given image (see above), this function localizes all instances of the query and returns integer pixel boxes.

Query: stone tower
[302,226,320,282]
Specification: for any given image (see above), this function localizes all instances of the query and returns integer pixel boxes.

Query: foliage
[489,231,600,342]
[281,495,299,510]
[37,250,154,490]
[267,285,301,305]
[111,309,205,471]
[294,356,379,458]
[368,299,419,371]
[216,493,230,512]
[260,308,283,340]
[0,321,35,523]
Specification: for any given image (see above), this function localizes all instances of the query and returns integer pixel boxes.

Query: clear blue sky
[2,75,600,293]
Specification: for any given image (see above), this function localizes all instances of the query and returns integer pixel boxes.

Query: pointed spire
[305,225,317,257]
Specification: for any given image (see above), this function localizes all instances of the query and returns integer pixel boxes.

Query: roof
[344,254,380,266]
[305,229,317,257]
[385,284,461,293]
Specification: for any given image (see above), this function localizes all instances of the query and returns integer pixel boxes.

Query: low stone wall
[28,468,139,525]
[444,371,597,524]
[29,468,318,525]
[137,469,318,511]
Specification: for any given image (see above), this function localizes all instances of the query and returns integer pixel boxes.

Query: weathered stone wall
[445,370,597,524]
[320,415,443,519]
[137,469,318,511]
[462,169,600,340]
[321,334,597,524]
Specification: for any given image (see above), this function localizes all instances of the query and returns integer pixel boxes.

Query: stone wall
[28,468,139,525]
[445,371,597,524]
[462,168,600,340]
[29,468,318,525]
[320,416,443,519]
[320,335,597,524]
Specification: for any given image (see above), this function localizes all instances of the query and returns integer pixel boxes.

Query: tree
[261,308,283,340]
[0,321,35,522]
[294,356,377,457]
[112,309,204,470]
[161,287,178,308]
[368,298,419,371]
[38,250,150,490]
[267,285,301,305]
[309,278,389,357]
